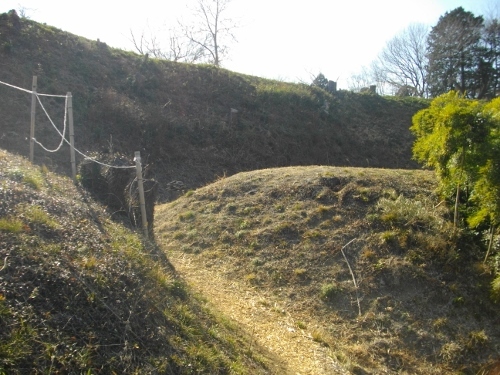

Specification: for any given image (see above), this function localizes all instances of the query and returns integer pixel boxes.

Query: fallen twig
[340,238,361,316]
[0,256,8,272]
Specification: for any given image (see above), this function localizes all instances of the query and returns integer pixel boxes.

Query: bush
[320,283,341,301]
[78,154,157,235]
[376,194,445,230]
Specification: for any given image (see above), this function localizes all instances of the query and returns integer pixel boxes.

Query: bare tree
[167,29,205,62]
[348,66,370,92]
[130,28,154,56]
[375,23,429,97]
[347,63,394,95]
[129,26,204,63]
[129,0,237,66]
[181,0,238,67]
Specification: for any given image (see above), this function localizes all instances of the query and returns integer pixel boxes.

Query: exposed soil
[168,251,349,375]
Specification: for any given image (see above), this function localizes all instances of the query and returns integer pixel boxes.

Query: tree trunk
[484,224,497,263]
[454,183,460,230]
[453,149,466,230]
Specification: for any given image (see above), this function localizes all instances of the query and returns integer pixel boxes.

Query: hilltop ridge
[4,10,499,375]
[155,165,500,374]
[0,10,427,196]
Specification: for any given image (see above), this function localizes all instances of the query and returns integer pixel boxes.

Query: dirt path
[168,252,348,375]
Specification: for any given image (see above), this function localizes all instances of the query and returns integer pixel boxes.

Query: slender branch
[0,256,8,272]
[340,238,362,316]
[484,224,497,263]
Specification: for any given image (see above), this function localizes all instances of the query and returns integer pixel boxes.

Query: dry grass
[156,165,500,374]
[0,149,281,374]
[1,13,499,374]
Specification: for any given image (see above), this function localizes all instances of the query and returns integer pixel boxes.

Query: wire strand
[1,78,136,169]
[0,79,66,97]
[31,93,68,153]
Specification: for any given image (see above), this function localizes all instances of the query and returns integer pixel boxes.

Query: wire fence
[0,77,149,237]
[0,78,135,170]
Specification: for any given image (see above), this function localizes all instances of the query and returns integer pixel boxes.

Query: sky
[1,0,498,89]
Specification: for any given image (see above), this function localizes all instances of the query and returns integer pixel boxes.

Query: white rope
[32,95,134,168]
[37,92,67,98]
[0,79,32,94]
[0,78,135,170]
[31,93,68,153]
[77,150,136,169]
[32,95,135,168]
[0,79,66,97]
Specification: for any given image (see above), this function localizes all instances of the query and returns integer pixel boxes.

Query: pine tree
[427,7,485,98]
[483,19,500,97]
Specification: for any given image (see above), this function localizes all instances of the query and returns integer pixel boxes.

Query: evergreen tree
[483,19,500,97]
[312,73,329,90]
[468,98,500,260]
[411,93,500,261]
[411,91,486,227]
[427,7,485,98]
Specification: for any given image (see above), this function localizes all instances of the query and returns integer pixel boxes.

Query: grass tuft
[320,283,341,301]
[18,204,59,229]
[0,217,24,233]
[376,194,444,230]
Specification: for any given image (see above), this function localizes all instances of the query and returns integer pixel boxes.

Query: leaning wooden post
[29,76,37,163]
[134,151,149,239]
[67,92,77,182]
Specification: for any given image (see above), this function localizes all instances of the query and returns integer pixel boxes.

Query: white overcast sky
[1,0,498,89]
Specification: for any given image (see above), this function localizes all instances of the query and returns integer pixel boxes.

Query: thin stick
[340,238,361,316]
[134,151,149,239]
[30,76,37,162]
[0,256,8,272]
[67,92,77,182]
[484,224,496,264]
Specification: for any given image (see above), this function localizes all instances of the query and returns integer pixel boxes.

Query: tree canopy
[356,7,499,98]
[427,7,485,98]
[411,92,500,297]
[411,91,499,245]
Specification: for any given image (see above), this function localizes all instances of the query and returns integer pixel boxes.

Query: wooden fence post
[29,76,37,163]
[134,151,148,239]
[67,92,77,182]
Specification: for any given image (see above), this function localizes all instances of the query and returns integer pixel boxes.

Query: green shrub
[320,282,341,301]
[0,217,24,233]
[376,194,444,230]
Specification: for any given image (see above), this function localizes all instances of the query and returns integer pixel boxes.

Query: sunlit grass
[0,217,24,233]
[18,204,59,229]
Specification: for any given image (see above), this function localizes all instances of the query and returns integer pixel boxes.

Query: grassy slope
[2,9,499,374]
[155,166,500,374]
[0,148,285,374]
[0,12,427,199]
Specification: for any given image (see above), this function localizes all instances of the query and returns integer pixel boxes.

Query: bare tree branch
[181,0,238,67]
[375,23,429,97]
[129,25,205,63]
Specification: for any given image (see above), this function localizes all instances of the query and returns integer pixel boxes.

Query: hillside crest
[0,10,427,197]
